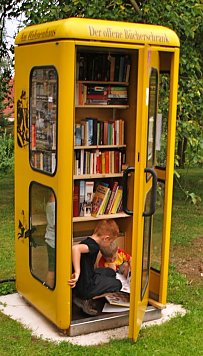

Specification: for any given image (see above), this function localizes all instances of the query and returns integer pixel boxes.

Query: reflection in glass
[30,183,56,289]
[151,181,165,271]
[147,68,158,169]
[141,190,152,299]
[30,67,57,174]
[156,73,170,168]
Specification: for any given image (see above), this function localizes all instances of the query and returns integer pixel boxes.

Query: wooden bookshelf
[73,212,130,222]
[77,81,129,86]
[73,173,123,180]
[74,145,126,150]
[73,48,136,231]
[76,105,129,109]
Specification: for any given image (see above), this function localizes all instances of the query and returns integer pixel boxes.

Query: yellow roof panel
[15,17,180,47]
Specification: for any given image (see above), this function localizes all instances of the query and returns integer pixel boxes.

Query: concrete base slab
[0,293,186,346]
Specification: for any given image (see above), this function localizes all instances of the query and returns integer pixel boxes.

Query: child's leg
[94,267,116,277]
[87,268,122,298]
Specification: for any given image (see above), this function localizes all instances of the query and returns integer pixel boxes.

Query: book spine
[75,124,81,146]
[73,182,80,217]
[100,190,111,215]
[79,180,85,216]
[31,124,36,149]
[98,188,110,215]
[105,181,119,214]
[110,187,123,214]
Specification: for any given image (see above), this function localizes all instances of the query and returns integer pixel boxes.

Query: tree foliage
[0,0,203,167]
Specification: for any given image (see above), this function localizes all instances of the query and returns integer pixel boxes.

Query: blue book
[75,124,81,146]
[87,118,94,145]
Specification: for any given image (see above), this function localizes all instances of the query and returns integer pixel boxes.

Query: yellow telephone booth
[14,18,179,341]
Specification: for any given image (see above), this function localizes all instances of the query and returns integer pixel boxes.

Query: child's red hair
[94,219,119,239]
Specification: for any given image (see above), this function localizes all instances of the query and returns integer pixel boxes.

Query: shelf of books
[73,212,130,222]
[74,173,123,180]
[73,49,133,222]
[30,67,57,175]
[76,84,129,107]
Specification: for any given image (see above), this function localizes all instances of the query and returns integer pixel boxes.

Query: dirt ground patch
[170,236,203,283]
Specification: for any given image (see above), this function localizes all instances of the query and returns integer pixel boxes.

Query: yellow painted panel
[15,40,75,329]
[15,18,180,47]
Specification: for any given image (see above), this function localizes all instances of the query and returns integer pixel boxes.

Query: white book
[84,181,94,216]
[51,153,56,173]
[79,180,85,216]
[80,149,84,175]
[116,273,130,294]
[102,303,129,313]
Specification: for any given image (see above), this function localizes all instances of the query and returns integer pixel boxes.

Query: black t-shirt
[75,237,99,298]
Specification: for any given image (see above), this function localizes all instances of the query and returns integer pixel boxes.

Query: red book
[87,94,108,100]
[32,124,36,149]
[79,83,84,105]
[96,152,102,173]
[91,184,110,217]
[105,151,109,173]
[73,183,79,217]
[114,150,119,173]
[104,181,119,214]
[103,121,108,145]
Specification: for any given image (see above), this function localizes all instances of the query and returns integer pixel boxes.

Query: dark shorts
[79,267,122,299]
[46,244,55,272]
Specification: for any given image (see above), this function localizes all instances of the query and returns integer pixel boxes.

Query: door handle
[122,166,135,216]
[143,167,157,217]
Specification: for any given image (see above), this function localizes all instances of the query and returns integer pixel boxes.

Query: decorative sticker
[17,90,29,147]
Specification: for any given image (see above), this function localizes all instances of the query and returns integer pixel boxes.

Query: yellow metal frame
[15,17,179,47]
[15,17,180,340]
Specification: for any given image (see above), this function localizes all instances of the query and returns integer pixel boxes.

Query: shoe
[73,296,98,316]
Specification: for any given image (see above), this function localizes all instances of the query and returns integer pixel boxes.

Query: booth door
[129,48,159,341]
[149,48,180,306]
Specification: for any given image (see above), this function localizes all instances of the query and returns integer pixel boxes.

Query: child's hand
[119,261,130,278]
[68,272,80,288]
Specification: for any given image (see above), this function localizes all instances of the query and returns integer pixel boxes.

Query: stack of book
[86,85,108,105]
[74,118,125,146]
[31,151,56,174]
[73,181,123,218]
[91,181,123,217]
[76,84,128,106]
[74,149,125,175]
[107,86,128,105]
[77,52,131,83]
[73,181,94,217]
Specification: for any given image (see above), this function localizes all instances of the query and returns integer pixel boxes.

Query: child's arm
[68,243,89,288]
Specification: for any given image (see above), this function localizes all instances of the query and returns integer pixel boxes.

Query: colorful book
[91,183,110,217]
[75,124,81,146]
[73,182,80,217]
[110,186,123,214]
[104,181,119,214]
[99,189,111,215]
[105,292,130,307]
[84,181,94,216]
[79,180,85,216]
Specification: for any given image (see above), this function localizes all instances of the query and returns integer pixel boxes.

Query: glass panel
[30,183,56,289]
[147,68,158,169]
[141,190,152,299]
[156,73,170,168]
[151,181,165,271]
[30,67,57,175]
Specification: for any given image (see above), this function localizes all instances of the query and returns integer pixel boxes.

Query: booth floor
[0,293,186,346]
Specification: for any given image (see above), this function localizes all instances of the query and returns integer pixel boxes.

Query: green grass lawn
[0,169,203,355]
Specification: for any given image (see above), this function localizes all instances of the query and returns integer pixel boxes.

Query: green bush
[0,128,14,172]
